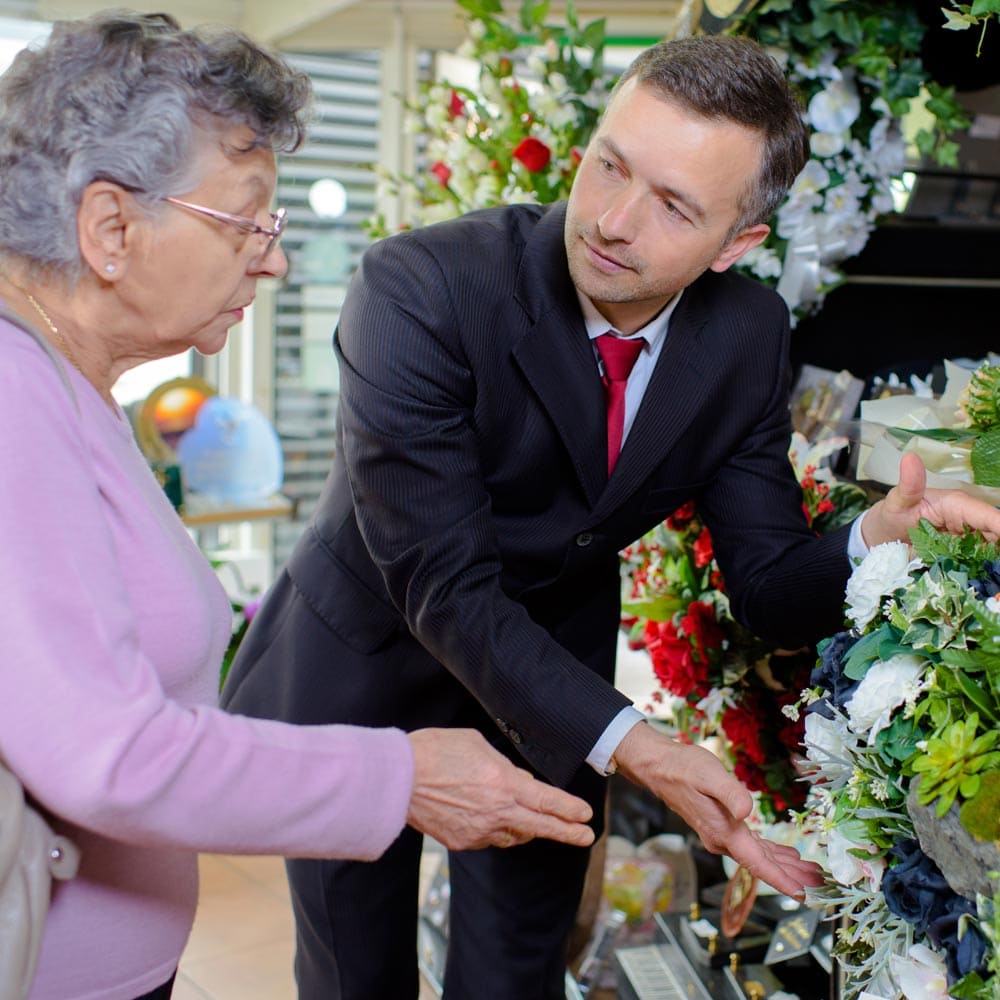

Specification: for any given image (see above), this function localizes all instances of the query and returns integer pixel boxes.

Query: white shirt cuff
[587,706,646,775]
[848,510,869,563]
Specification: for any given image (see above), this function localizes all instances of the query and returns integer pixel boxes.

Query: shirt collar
[576,289,684,351]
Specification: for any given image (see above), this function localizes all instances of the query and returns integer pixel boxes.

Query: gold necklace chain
[3,278,85,376]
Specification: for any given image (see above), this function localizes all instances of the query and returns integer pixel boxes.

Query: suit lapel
[593,285,716,518]
[510,205,608,507]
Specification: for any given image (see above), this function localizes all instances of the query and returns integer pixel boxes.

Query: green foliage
[909,518,1000,567]
[942,2,999,57]
[730,0,970,166]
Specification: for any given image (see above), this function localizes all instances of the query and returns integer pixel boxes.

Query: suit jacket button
[508,730,522,744]
[495,717,509,734]
[575,532,593,547]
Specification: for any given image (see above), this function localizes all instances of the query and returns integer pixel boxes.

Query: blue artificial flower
[809,630,860,717]
[928,898,988,983]
[970,559,1000,600]
[881,840,953,938]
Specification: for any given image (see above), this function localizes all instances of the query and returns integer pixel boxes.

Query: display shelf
[179,493,297,527]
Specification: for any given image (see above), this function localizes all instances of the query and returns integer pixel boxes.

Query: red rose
[644,620,706,699]
[448,90,465,119]
[692,526,714,568]
[512,137,551,173]
[734,758,770,794]
[570,147,583,166]
[429,161,452,187]
[679,601,724,658]
[666,501,696,531]
[721,700,767,765]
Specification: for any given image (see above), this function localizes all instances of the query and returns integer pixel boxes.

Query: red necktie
[595,332,645,476]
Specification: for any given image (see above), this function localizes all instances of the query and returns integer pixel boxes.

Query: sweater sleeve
[0,331,412,860]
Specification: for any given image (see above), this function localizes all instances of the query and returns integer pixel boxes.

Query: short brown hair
[613,34,809,235]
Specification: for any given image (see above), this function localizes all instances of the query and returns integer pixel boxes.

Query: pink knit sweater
[0,315,413,1000]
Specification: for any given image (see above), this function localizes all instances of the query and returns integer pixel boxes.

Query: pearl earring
[104,263,116,274]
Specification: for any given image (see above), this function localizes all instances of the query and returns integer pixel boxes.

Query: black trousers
[286,829,592,1000]
[135,972,175,1000]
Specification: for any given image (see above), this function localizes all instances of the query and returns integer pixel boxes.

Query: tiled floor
[175,852,442,1000]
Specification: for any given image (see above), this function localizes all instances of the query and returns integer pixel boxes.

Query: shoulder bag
[0,301,82,1000]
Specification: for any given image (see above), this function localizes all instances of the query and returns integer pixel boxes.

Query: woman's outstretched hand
[405,728,595,851]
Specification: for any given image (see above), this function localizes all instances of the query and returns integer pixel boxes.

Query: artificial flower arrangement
[796,520,1000,999]
[726,0,970,323]
[622,432,868,823]
[364,0,613,239]
[859,359,1000,506]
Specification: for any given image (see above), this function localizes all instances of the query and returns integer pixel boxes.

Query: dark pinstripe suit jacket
[222,201,852,794]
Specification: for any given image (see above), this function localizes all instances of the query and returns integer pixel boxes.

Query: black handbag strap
[0,300,80,413]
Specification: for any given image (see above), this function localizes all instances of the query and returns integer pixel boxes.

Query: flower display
[796,520,1000,999]
[623,433,867,822]
[364,0,613,238]
[727,0,970,322]
[859,359,1000,506]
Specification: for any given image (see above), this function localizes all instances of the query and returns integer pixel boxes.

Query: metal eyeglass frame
[163,196,288,260]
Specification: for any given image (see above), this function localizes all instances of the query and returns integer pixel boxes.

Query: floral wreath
[796,521,999,999]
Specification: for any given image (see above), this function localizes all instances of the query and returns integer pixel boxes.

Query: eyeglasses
[163,196,288,260]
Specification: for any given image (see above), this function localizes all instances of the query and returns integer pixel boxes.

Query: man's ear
[76,181,141,281]
[709,223,770,273]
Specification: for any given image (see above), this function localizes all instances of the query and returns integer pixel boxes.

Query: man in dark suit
[222,33,1000,1000]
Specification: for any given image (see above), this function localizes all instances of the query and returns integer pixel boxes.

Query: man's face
[564,77,770,334]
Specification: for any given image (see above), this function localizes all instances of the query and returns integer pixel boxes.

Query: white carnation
[846,653,926,738]
[845,542,922,629]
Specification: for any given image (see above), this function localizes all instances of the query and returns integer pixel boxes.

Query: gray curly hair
[0,9,313,279]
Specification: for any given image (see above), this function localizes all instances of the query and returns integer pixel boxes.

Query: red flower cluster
[800,463,836,528]
[623,497,826,821]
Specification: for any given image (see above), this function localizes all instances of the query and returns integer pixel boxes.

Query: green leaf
[875,713,924,763]
[942,10,976,32]
[843,625,892,680]
[971,0,1000,14]
[950,972,989,1000]
[887,425,978,444]
[457,0,504,17]
[579,17,605,51]
[622,595,683,622]
[972,427,1000,486]
[953,668,1000,722]
[519,0,550,30]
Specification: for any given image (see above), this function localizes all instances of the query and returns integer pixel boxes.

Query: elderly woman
[0,11,594,1000]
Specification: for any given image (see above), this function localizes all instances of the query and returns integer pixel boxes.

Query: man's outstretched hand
[405,728,595,852]
[862,451,1000,548]
[612,722,824,899]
